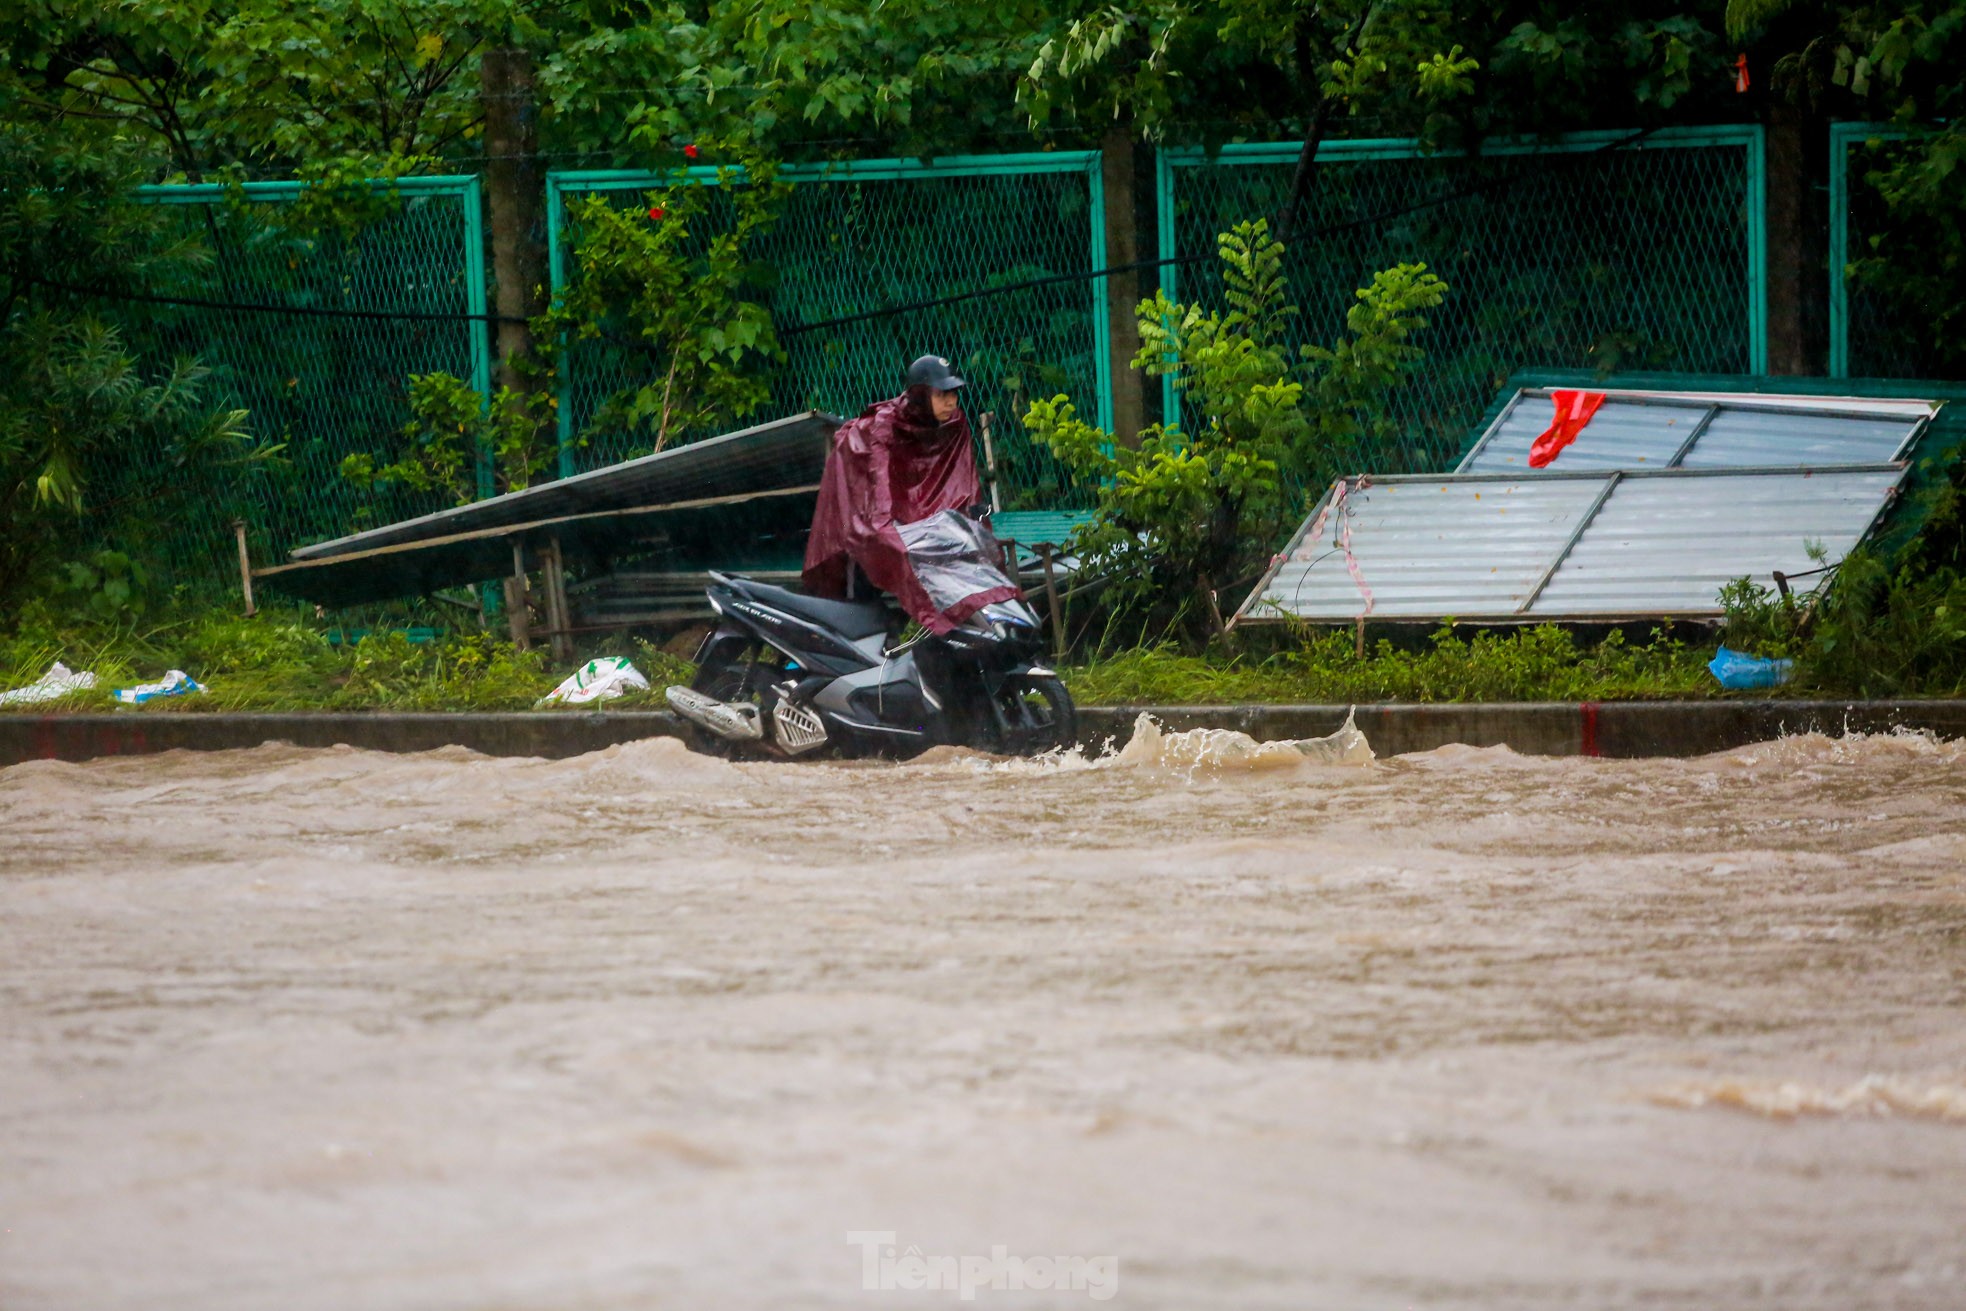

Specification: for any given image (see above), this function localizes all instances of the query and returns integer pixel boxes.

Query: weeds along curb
[3,701,1965,767]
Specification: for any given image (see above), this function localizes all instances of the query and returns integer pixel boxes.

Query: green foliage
[1015,2,1742,149]
[58,550,151,623]
[1066,625,1713,704]
[1025,219,1444,646]
[339,629,559,710]
[0,316,248,512]
[341,371,552,507]
[545,148,792,453]
[6,0,1047,182]
[5,0,492,180]
[1018,1,1470,138]
[1720,450,1966,696]
[0,116,267,608]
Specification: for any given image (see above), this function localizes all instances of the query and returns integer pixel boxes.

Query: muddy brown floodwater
[3,721,1965,1309]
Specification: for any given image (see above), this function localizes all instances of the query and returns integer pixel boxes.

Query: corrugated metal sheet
[1528,469,1903,616]
[990,509,1094,548]
[1460,389,1927,474]
[1252,478,1608,620]
[1678,408,1917,467]
[1459,395,1704,472]
[291,411,838,561]
[1238,466,1907,623]
[257,487,819,607]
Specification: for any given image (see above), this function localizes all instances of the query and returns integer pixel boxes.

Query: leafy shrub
[1068,624,1709,705]
[1025,220,1445,648]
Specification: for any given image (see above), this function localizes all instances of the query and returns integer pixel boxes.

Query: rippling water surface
[3,722,1964,1308]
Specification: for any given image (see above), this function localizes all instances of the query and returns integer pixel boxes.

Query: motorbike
[665,510,1075,759]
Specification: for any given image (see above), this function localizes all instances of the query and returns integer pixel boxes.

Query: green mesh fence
[547,155,1110,509]
[1829,123,1958,381]
[1158,128,1767,473]
[108,177,489,585]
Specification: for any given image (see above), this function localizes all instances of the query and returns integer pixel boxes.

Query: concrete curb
[0,712,689,767]
[3,700,1964,766]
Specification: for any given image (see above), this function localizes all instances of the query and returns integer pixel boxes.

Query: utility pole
[1102,127,1150,444]
[481,46,548,397]
[1762,101,1825,375]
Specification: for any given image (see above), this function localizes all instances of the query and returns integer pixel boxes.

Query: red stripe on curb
[1579,701,1601,757]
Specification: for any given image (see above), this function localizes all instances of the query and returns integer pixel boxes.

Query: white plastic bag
[539,656,650,706]
[0,661,98,706]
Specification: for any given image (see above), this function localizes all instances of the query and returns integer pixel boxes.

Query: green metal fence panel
[1156,127,1768,474]
[112,176,491,584]
[1828,122,1952,381]
[546,154,1109,509]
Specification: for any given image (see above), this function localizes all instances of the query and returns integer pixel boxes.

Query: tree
[1017,2,1738,150]
[1726,0,1966,377]
[547,152,792,455]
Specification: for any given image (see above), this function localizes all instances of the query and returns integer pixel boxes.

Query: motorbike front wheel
[990,673,1077,757]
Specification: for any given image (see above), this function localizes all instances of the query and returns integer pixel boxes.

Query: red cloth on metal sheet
[1527,389,1607,468]
[802,388,1017,632]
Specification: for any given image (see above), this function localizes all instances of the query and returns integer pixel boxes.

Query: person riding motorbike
[801,354,1018,633]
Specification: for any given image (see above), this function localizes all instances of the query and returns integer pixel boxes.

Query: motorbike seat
[731,579,893,640]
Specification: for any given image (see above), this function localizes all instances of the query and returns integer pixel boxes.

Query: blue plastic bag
[1708,647,1794,691]
[113,669,206,704]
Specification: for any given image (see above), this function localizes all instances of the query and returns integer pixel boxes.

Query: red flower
[683,143,700,160]
[648,206,665,221]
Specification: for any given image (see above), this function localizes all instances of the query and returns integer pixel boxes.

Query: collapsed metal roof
[1240,467,1903,622]
[1242,463,1903,625]
[291,412,838,561]
[257,412,837,606]
[1238,380,1950,626]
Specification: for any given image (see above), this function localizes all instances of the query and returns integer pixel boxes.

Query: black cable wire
[19,275,530,324]
[784,125,1661,337]
[25,126,1665,338]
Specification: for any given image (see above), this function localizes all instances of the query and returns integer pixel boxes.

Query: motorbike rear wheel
[991,673,1077,757]
[682,637,769,758]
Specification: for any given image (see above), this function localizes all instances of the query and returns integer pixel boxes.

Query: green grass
[0,605,1844,714]
[1066,625,1717,704]
[0,602,696,713]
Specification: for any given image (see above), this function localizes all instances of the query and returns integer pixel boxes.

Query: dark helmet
[906,354,965,391]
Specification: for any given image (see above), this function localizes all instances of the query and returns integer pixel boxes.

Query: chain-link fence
[547,155,1109,509]
[109,177,489,583]
[101,137,1783,588]
[1828,123,1958,381]
[1158,128,1766,474]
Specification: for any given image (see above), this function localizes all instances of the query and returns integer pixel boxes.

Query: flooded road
[3,723,1965,1308]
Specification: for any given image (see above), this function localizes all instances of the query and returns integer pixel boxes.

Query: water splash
[1112,709,1374,771]
[1650,1075,1966,1122]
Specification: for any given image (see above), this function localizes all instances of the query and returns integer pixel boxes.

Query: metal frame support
[1744,124,1770,374]
[1516,472,1623,614]
[1038,545,1067,664]
[1827,122,1908,379]
[1154,148,1181,428]
[542,534,573,662]
[232,520,256,616]
[1665,405,1721,466]
[504,539,532,652]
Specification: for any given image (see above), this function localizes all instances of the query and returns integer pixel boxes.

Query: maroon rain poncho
[802,387,1019,632]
